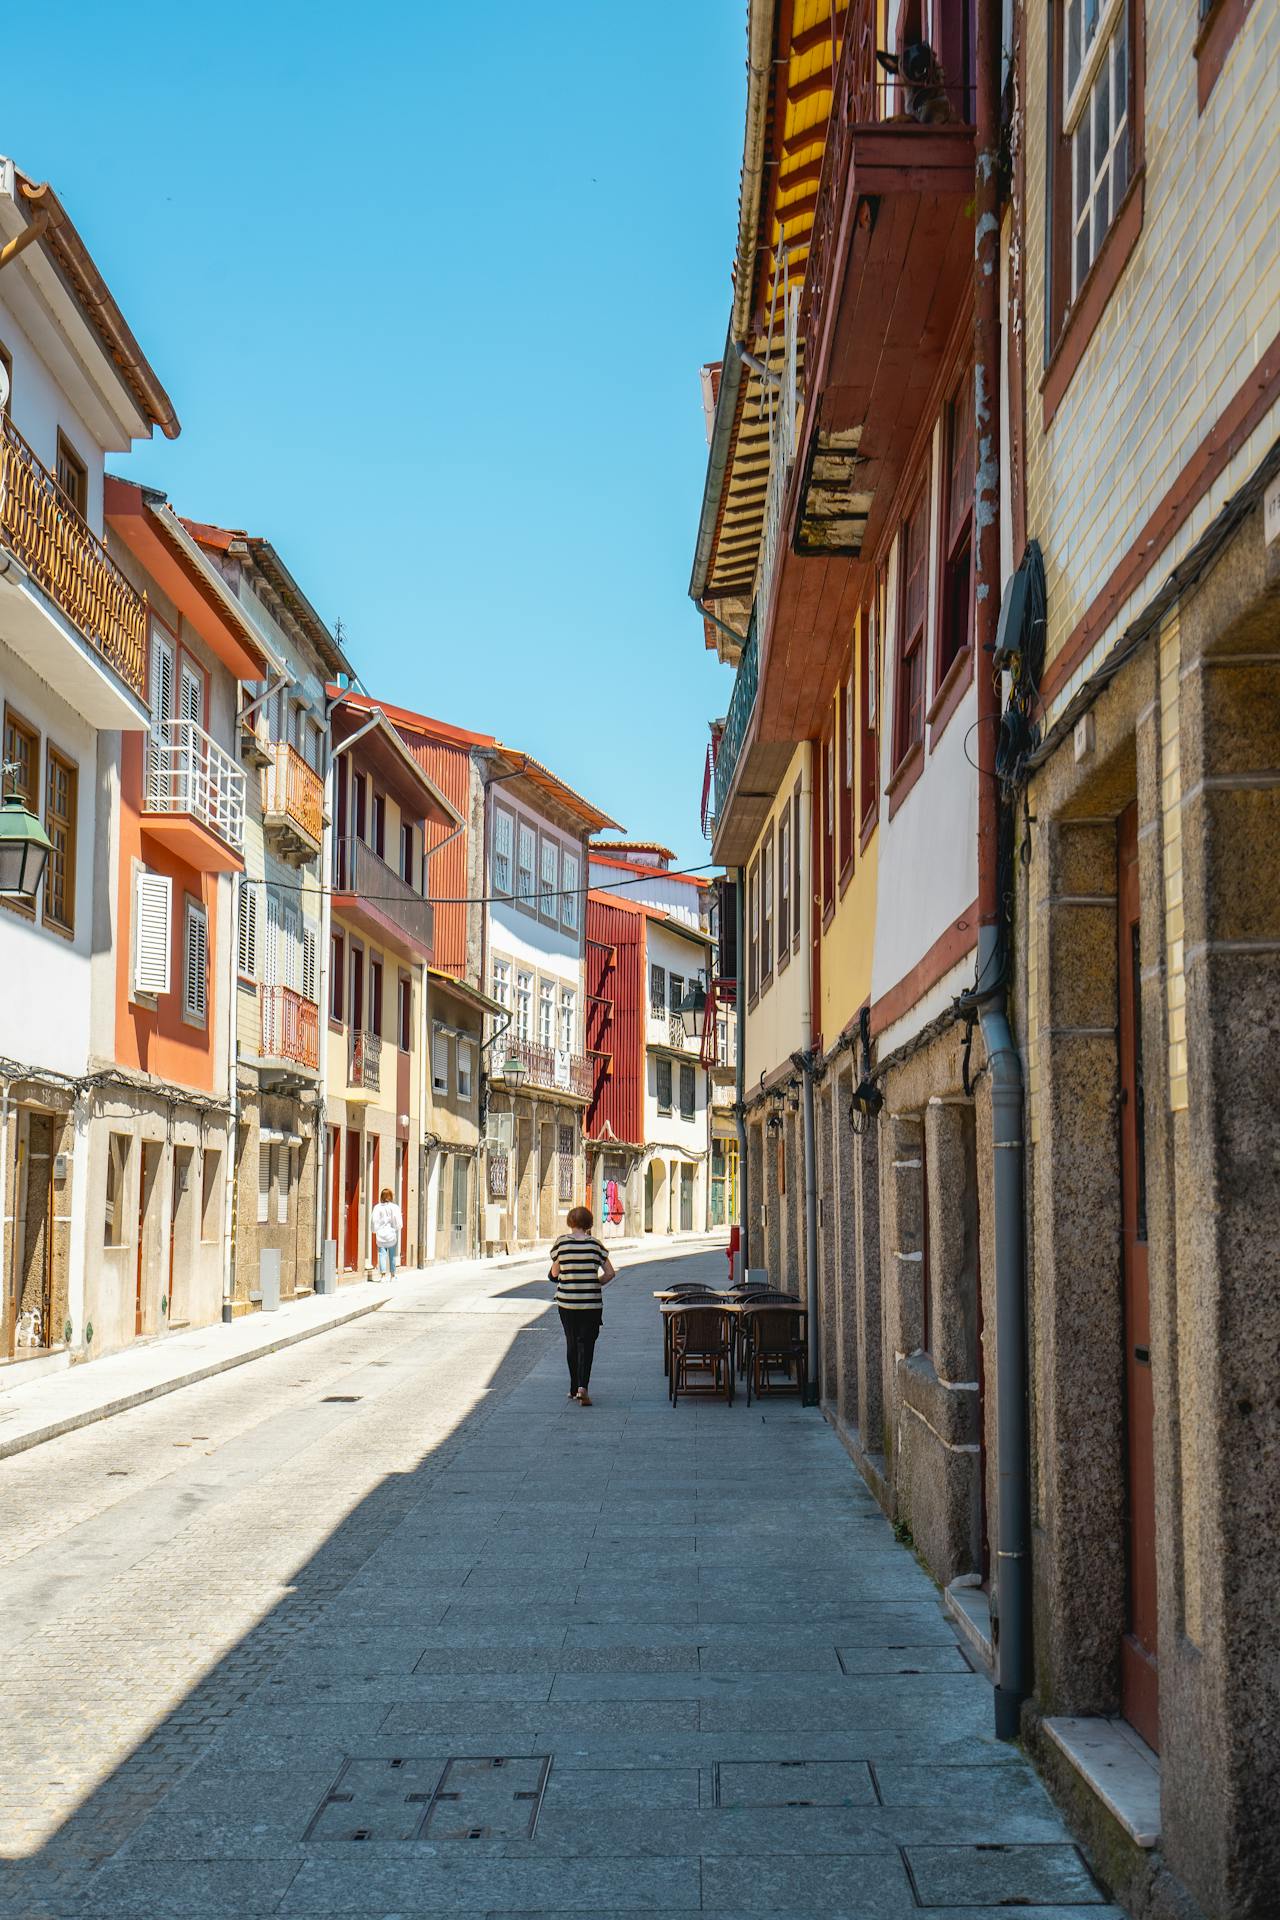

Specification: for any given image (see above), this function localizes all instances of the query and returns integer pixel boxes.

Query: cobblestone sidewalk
[0,1246,1119,1917]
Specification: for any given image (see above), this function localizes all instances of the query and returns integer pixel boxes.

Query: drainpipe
[971,0,1031,1742]
[221,872,240,1323]
[734,866,749,1268]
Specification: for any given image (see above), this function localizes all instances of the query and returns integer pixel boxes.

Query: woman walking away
[550,1205,615,1406]
[371,1187,403,1279]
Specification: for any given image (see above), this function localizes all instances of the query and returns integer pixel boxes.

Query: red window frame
[860,593,880,836]
[747,856,760,1003]
[792,782,803,948]
[820,729,836,918]
[838,668,855,883]
[397,974,411,1051]
[777,808,791,973]
[933,366,975,710]
[893,481,930,772]
[370,955,384,1035]
[761,834,774,986]
[329,932,345,1024]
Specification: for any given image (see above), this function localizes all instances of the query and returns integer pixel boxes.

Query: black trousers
[559,1308,603,1393]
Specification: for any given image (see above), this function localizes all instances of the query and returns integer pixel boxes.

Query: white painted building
[0,159,179,1372]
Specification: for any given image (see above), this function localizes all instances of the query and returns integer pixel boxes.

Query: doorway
[643,1162,654,1232]
[397,1140,409,1261]
[538,1123,555,1239]
[451,1156,469,1257]
[680,1163,694,1232]
[1117,801,1158,1750]
[515,1117,532,1243]
[135,1142,162,1336]
[343,1127,361,1270]
[366,1135,381,1266]
[14,1111,55,1353]
[169,1146,194,1328]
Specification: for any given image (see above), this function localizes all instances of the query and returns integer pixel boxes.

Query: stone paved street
[0,1245,1118,1918]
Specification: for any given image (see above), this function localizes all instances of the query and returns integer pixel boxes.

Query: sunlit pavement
[0,1244,1117,1917]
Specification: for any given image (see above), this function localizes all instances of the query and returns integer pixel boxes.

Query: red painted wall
[585,893,645,1148]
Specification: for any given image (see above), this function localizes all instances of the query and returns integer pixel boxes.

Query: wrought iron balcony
[493,1037,592,1100]
[712,612,759,820]
[145,718,246,861]
[348,1027,382,1092]
[262,742,324,862]
[259,984,320,1071]
[331,834,434,962]
[0,412,147,720]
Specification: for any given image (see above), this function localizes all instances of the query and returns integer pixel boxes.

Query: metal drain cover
[305,1758,441,1841]
[424,1756,552,1841]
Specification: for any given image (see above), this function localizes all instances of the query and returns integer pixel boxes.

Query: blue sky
[8,1,745,865]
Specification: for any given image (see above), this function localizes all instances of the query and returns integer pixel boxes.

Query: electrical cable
[228,859,721,907]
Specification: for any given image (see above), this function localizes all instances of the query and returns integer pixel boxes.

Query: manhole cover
[424,1756,552,1841]
[304,1758,442,1841]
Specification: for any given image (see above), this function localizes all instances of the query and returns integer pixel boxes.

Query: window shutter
[562,853,579,928]
[302,923,318,1003]
[180,663,203,728]
[433,1027,449,1090]
[184,903,208,1020]
[237,886,257,979]
[278,1145,291,1224]
[134,870,172,996]
[282,905,301,991]
[264,893,282,986]
[150,630,174,723]
[257,1144,271,1224]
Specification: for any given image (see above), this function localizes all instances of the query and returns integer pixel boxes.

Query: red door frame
[1118,801,1159,1749]
[367,1135,381,1267]
[343,1127,361,1271]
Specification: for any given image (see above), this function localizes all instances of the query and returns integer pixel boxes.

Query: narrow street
[0,1245,1114,1918]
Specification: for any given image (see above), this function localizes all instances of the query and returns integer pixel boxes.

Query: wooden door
[1118,801,1158,1749]
[367,1135,381,1265]
[343,1128,361,1270]
[397,1140,409,1260]
[328,1126,341,1245]
[135,1142,160,1336]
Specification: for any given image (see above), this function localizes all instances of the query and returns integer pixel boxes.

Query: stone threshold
[1043,1714,1161,1849]
[945,1577,995,1676]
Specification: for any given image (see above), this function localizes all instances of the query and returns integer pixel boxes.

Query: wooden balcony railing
[0,412,147,699]
[259,984,320,1070]
[262,742,323,847]
[348,1028,382,1092]
[494,1037,592,1100]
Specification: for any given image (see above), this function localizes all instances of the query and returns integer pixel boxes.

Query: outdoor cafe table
[654,1289,804,1383]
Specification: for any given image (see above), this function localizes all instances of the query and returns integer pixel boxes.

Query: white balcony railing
[146,718,247,851]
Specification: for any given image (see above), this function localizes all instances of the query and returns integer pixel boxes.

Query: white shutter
[134,870,172,996]
[433,1027,449,1092]
[237,886,257,979]
[540,838,558,913]
[257,1144,271,1224]
[277,1144,291,1224]
[562,853,579,929]
[457,1039,473,1098]
[302,923,318,1003]
[180,663,203,727]
[281,904,301,992]
[184,902,208,1020]
[148,630,174,798]
[264,893,282,986]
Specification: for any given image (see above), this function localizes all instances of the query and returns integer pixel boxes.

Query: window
[838,670,854,874]
[538,978,555,1048]
[557,1123,575,1203]
[329,931,344,1020]
[492,807,514,895]
[432,1025,449,1094]
[200,1148,222,1241]
[43,748,77,934]
[134,869,172,998]
[1065,0,1129,300]
[183,900,208,1023]
[669,974,684,1029]
[561,852,580,931]
[894,484,930,767]
[302,923,318,1004]
[517,822,536,904]
[821,732,836,914]
[398,975,411,1051]
[240,887,259,982]
[559,986,576,1054]
[353,770,368,840]
[55,431,87,517]
[372,792,386,859]
[278,1145,292,1226]
[679,1062,696,1120]
[860,594,880,830]
[104,1133,130,1245]
[457,1038,473,1099]
[792,782,803,948]
[3,708,39,914]
[370,957,384,1035]
[656,1057,673,1115]
[937,370,975,690]
[540,837,558,917]
[257,1143,272,1225]
[492,955,511,1009]
[762,836,774,982]
[777,810,791,967]
[747,859,760,1000]
[348,942,364,1031]
[650,964,666,1017]
[400,821,414,885]
[437,1154,449,1231]
[515,968,533,1041]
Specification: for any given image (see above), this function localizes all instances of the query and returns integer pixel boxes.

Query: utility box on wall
[258,1249,281,1313]
[316,1240,338,1296]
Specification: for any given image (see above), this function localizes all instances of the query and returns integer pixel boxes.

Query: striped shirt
[551,1233,609,1310]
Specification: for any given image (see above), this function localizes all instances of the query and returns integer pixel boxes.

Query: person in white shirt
[371,1187,403,1279]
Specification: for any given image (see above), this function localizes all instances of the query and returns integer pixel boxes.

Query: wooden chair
[669,1304,735,1406]
[740,1301,807,1405]
[660,1287,722,1378]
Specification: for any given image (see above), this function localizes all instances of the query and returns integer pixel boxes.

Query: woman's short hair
[566,1205,593,1230]
[379,1187,393,1202]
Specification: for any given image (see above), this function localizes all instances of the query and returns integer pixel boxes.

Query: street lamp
[501,1049,528,1091]
[676,976,709,1043]
[0,779,52,902]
